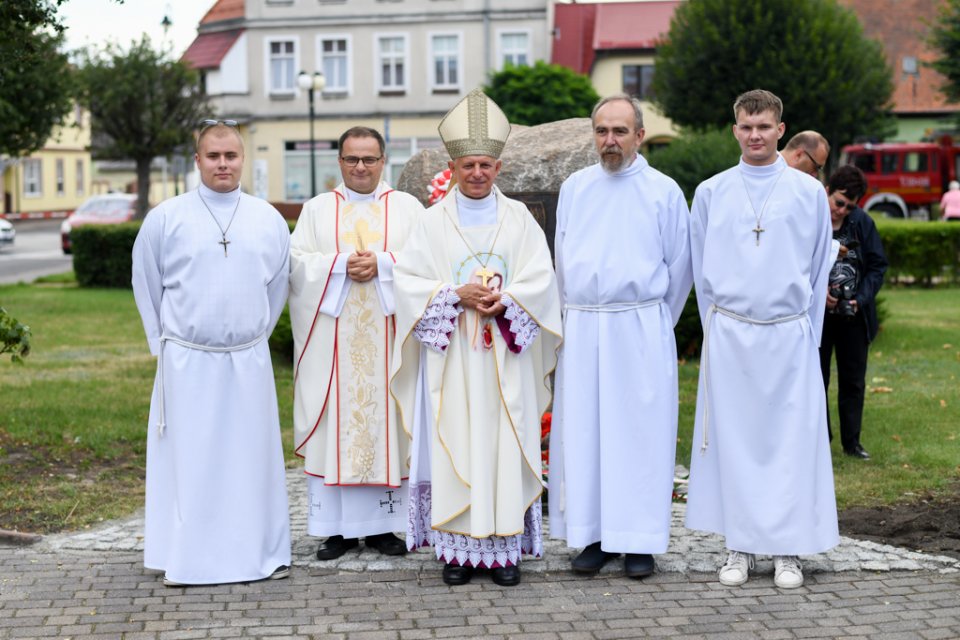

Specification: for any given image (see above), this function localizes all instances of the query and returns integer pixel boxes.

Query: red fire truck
[840,136,960,219]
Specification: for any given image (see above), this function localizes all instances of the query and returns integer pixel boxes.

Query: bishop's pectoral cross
[753,223,765,246]
[476,265,495,287]
[218,236,231,257]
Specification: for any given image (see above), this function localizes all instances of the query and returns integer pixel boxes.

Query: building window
[23,159,42,197]
[268,39,297,95]
[320,37,350,93]
[430,34,460,90]
[623,64,655,100]
[377,35,407,93]
[499,31,530,67]
[55,159,65,196]
[76,159,84,196]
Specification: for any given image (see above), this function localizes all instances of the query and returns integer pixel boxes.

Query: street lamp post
[297,70,326,198]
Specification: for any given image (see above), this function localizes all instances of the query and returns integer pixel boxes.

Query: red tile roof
[838,0,956,114]
[181,29,243,69]
[200,0,244,26]
[552,1,680,75]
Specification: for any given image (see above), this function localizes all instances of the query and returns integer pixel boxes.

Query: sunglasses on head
[200,119,238,130]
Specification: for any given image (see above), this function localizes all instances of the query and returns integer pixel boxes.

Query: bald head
[783,131,829,178]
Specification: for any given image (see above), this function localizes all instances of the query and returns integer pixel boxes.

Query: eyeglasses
[340,156,383,167]
[802,149,824,174]
[833,197,857,212]
[200,119,239,130]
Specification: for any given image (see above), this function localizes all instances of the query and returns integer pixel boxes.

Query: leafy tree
[647,128,741,201]
[484,61,600,126]
[651,0,896,156]
[0,306,31,363]
[929,0,960,103]
[0,0,73,157]
[74,37,210,218]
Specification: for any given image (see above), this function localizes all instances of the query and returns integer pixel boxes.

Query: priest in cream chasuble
[290,127,423,554]
[390,90,562,587]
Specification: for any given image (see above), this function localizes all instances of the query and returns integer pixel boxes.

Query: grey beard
[600,151,626,173]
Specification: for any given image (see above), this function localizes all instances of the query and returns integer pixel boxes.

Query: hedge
[70,217,957,360]
[873,218,960,286]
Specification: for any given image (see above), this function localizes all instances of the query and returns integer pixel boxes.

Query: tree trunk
[134,158,152,220]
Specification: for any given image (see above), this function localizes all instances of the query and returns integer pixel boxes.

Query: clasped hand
[456,283,505,318]
[346,251,378,283]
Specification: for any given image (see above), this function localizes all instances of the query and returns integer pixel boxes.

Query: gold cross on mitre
[340,218,383,252]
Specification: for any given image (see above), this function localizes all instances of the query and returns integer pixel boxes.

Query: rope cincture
[699,304,808,455]
[156,333,266,436]
[563,298,663,313]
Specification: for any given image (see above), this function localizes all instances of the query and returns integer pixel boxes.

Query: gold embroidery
[345,286,379,481]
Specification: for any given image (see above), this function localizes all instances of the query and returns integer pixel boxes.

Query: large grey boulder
[397,117,598,205]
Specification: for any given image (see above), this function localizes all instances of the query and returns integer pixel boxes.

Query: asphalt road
[0,219,72,285]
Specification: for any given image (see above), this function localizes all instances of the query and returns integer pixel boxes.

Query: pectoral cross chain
[753,223,765,246]
[218,236,231,257]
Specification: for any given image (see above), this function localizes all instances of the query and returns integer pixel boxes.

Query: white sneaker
[773,556,804,589]
[718,550,754,586]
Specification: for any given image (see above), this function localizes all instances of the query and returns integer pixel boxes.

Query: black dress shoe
[844,445,871,460]
[365,533,408,556]
[491,565,521,586]
[571,542,621,575]
[316,535,359,560]
[624,553,655,578]
[441,563,473,586]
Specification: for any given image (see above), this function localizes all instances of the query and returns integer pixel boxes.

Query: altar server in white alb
[549,95,692,579]
[685,90,838,590]
[132,120,292,587]
[289,126,423,561]
[390,89,562,587]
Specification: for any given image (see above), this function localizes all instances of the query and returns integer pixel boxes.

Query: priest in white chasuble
[289,127,424,561]
[548,95,693,579]
[132,121,292,587]
[685,90,838,591]
[390,89,562,587]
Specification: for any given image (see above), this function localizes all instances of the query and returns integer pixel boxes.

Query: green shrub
[0,305,31,363]
[674,290,702,357]
[646,128,741,201]
[874,218,960,286]
[72,223,141,289]
[269,305,293,364]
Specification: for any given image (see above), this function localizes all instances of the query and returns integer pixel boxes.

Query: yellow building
[1,106,92,218]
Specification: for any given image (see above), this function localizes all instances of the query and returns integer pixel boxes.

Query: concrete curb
[0,528,42,546]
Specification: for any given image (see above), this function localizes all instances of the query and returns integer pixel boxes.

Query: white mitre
[438,88,511,159]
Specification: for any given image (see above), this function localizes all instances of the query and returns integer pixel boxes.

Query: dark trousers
[819,313,870,451]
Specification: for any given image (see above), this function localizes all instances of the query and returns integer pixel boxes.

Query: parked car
[0,217,14,248]
[61,193,138,254]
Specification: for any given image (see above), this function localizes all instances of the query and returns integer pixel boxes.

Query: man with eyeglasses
[782,131,830,179]
[289,126,424,562]
[820,165,888,460]
[685,90,838,590]
[132,119,292,587]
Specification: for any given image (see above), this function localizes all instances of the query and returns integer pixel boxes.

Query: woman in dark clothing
[821,165,888,460]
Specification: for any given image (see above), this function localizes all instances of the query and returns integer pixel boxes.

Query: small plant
[0,306,31,363]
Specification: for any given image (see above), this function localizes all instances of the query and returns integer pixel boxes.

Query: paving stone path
[1,469,958,639]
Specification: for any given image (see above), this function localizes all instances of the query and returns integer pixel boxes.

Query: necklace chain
[197,190,241,257]
[739,166,785,246]
[444,202,507,275]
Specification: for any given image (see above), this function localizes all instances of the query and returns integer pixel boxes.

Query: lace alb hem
[501,294,539,353]
[413,285,462,352]
[407,482,543,568]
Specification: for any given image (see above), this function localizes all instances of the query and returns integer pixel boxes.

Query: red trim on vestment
[294,336,338,456]
[335,317,341,484]
[334,191,343,252]
[384,316,391,485]
[294,256,339,381]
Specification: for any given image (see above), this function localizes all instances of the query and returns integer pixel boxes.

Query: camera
[829,262,858,317]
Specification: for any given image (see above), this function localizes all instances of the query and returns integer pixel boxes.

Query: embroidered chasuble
[290,183,421,488]
[391,186,562,542]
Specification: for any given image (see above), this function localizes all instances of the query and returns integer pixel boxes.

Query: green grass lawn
[0,279,957,532]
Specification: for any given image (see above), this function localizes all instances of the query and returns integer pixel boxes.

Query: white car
[0,218,15,248]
